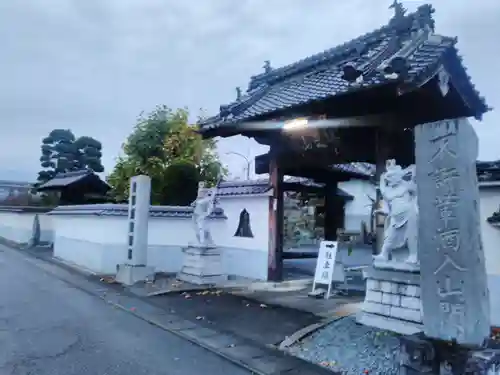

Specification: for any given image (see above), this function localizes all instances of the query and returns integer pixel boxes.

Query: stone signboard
[414,118,490,346]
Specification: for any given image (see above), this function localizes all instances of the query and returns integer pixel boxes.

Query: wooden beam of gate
[236,113,400,132]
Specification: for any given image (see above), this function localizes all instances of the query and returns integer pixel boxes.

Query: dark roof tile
[216,173,362,198]
[200,4,488,131]
[37,169,110,190]
[48,203,226,219]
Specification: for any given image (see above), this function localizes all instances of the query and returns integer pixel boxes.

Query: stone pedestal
[177,244,227,285]
[399,333,500,375]
[115,264,155,286]
[358,265,423,335]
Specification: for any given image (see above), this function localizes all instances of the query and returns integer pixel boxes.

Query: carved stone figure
[373,159,419,265]
[192,182,218,246]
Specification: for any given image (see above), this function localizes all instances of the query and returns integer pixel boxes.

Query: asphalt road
[0,246,252,375]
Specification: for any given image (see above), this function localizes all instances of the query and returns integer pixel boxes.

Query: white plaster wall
[216,196,269,280]
[216,196,268,251]
[339,179,375,232]
[52,215,199,275]
[479,187,500,275]
[0,211,33,243]
[478,186,500,328]
[0,211,54,243]
[52,216,123,274]
[50,197,269,280]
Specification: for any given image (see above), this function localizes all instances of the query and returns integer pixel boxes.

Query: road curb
[278,315,347,350]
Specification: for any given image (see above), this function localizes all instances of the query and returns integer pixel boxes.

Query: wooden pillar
[267,150,284,282]
[324,181,341,240]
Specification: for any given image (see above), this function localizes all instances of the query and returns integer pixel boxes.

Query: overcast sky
[0,0,499,182]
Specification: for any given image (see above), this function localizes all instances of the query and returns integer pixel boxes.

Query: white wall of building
[478,184,500,327]
[339,179,375,232]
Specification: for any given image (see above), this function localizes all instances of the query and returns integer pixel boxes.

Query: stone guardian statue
[192,182,218,246]
[373,159,419,265]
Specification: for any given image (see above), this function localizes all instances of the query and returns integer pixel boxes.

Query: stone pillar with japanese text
[414,118,490,347]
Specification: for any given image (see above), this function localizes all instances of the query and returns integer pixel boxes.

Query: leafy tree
[162,161,200,206]
[37,129,104,182]
[106,105,226,205]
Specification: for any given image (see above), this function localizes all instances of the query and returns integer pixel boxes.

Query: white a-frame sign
[311,241,341,299]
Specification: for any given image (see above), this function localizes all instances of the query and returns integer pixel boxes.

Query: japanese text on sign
[313,241,339,285]
[428,122,467,341]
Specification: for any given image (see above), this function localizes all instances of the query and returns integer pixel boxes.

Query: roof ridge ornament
[389,0,407,21]
[263,60,272,73]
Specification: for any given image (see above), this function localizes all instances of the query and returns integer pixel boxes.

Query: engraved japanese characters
[192,181,218,246]
[414,118,490,346]
[373,159,419,266]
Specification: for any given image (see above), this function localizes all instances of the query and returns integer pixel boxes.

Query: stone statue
[192,182,218,246]
[373,159,419,265]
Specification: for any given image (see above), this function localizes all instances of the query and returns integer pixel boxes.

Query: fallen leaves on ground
[99,277,118,284]
[319,360,337,368]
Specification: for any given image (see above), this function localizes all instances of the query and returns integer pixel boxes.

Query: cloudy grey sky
[0,0,499,182]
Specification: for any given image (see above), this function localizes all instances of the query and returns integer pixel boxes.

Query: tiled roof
[331,162,375,177]
[216,177,353,198]
[48,203,226,219]
[200,4,488,132]
[37,169,110,190]
[216,180,271,196]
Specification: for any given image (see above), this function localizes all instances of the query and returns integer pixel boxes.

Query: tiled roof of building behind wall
[216,177,353,199]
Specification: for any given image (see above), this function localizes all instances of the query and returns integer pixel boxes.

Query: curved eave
[435,47,489,120]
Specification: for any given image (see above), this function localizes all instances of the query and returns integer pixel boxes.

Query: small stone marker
[414,118,490,346]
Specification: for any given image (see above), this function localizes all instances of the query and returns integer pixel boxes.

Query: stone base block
[115,264,155,286]
[177,244,227,286]
[357,265,423,335]
[373,259,420,273]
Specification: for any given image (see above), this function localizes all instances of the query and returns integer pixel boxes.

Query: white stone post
[127,175,151,266]
[115,175,155,286]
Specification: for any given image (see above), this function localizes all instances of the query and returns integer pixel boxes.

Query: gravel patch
[288,316,401,375]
